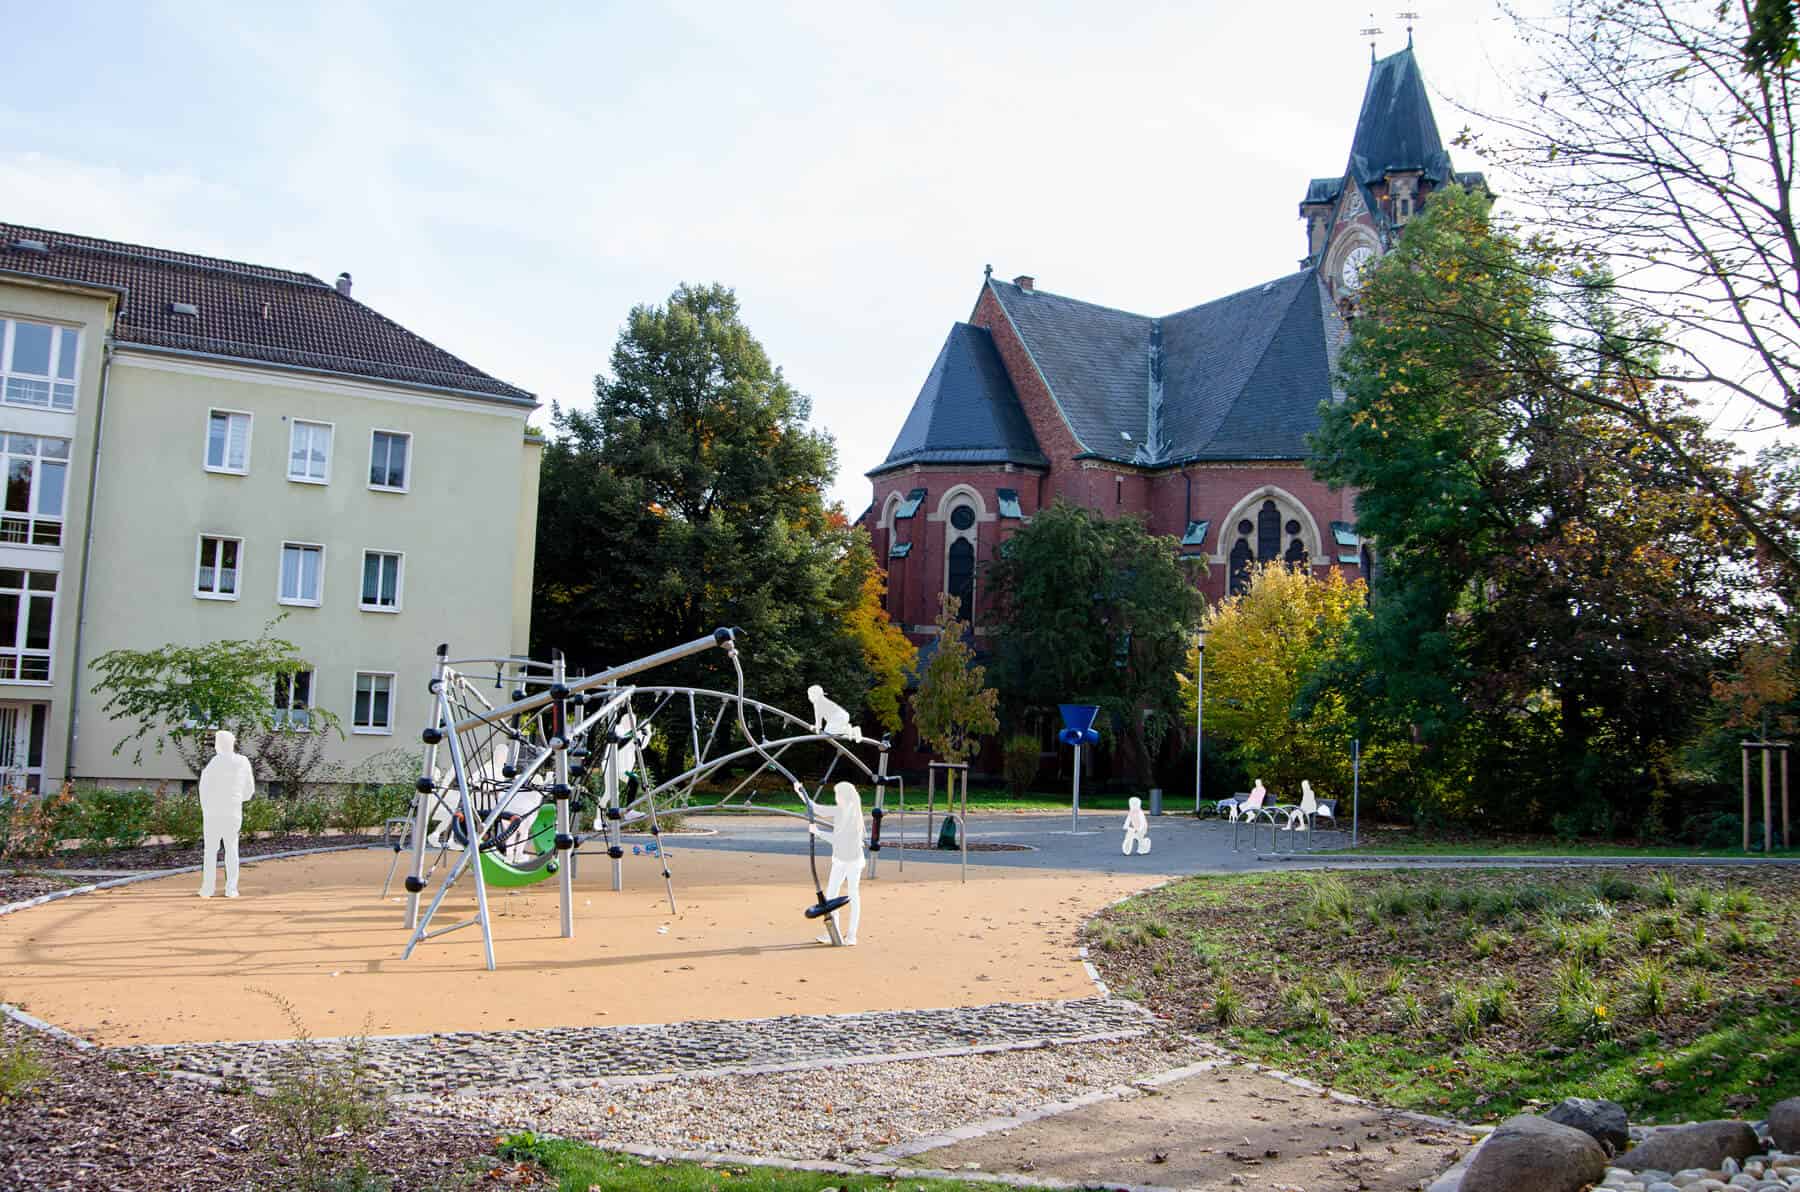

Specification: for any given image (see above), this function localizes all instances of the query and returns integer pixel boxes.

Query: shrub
[0,1034,48,1103]
[1683,888,1718,917]
[1002,735,1039,799]
[1211,978,1242,1026]
[0,785,76,859]
[150,789,205,848]
[242,796,282,836]
[281,796,331,837]
[71,787,153,853]
[253,992,389,1190]
[1651,871,1680,907]
[1721,888,1755,919]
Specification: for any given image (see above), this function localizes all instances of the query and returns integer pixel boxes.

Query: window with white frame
[278,542,324,605]
[195,535,242,599]
[1,319,78,411]
[0,434,69,547]
[360,550,402,611]
[288,420,332,483]
[205,410,251,473]
[273,667,314,729]
[369,430,410,491]
[353,671,394,733]
[0,569,57,681]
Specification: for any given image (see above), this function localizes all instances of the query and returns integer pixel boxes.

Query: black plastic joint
[607,845,624,859]
[649,824,661,835]
[546,860,560,875]
[713,626,735,644]
[550,736,568,751]
[606,807,622,821]
[501,765,517,779]
[428,678,442,694]
[404,876,425,894]
[569,764,587,780]
[549,684,570,700]
[554,833,575,851]
[421,727,443,745]
[415,777,434,794]
[871,807,885,821]
[870,843,881,852]
[512,688,527,702]
[550,784,571,800]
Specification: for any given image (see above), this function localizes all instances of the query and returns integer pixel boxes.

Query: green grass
[1085,867,1800,1124]
[495,1133,1028,1191]
[746,786,1147,814]
[1319,836,1800,859]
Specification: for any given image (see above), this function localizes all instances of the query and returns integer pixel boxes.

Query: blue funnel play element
[1058,703,1100,747]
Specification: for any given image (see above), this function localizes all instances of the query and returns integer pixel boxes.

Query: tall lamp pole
[1193,627,1208,815]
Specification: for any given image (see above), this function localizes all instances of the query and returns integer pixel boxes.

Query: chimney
[1013,275,1035,292]
[335,272,353,297]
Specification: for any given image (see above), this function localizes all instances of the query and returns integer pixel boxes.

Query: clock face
[1341,245,1375,292]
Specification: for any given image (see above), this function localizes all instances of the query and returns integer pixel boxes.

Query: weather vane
[1359,13,1383,64]
[1397,10,1419,47]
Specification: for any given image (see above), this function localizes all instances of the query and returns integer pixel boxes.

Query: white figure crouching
[805,780,866,945]
[807,685,863,743]
[198,730,255,898]
[1121,795,1151,855]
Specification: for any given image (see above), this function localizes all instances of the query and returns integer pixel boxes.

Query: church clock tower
[1299,41,1485,312]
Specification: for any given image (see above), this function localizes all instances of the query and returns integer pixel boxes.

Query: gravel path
[433,1033,1215,1161]
[106,997,1152,1091]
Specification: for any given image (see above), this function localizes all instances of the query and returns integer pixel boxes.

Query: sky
[3,0,1540,513]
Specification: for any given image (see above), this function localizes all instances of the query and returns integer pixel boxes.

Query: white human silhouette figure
[198,730,255,898]
[807,685,863,743]
[1286,780,1320,830]
[807,780,866,945]
[1121,795,1151,855]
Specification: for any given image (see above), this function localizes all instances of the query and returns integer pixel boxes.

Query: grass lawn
[496,1132,1025,1191]
[696,786,1144,815]
[1086,866,1800,1125]
[1319,827,1799,859]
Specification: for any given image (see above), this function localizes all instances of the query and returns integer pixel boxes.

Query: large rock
[1770,1096,1800,1152]
[1617,1120,1760,1172]
[1546,1096,1631,1154]
[1461,1114,1608,1192]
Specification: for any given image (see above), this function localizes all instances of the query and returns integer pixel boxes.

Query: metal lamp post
[1193,626,1208,815]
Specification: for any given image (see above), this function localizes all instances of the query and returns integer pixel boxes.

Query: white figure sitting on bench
[198,730,255,898]
[808,685,863,743]
[1121,795,1151,855]
[807,780,866,945]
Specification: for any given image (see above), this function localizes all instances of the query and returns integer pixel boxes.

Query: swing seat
[805,895,852,918]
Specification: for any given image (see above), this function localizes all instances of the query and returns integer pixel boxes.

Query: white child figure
[1121,795,1151,855]
[197,729,255,898]
[803,780,866,945]
[807,685,863,743]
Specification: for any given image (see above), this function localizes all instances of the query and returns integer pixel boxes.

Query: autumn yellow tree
[841,539,916,734]
[1179,564,1364,798]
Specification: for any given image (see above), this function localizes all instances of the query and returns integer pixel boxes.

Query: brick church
[863,43,1482,643]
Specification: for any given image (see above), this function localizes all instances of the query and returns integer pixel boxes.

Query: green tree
[987,501,1202,782]
[909,595,999,765]
[530,284,865,713]
[89,619,338,767]
[1180,564,1365,798]
[1311,186,1759,829]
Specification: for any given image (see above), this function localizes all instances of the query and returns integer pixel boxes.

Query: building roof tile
[870,323,1046,475]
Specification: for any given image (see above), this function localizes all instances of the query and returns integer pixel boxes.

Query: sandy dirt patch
[0,845,1151,1045]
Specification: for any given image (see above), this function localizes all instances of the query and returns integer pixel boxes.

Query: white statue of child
[807,685,863,743]
[802,780,866,945]
[198,730,255,898]
[1121,795,1151,855]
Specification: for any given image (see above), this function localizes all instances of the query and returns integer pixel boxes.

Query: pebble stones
[1595,1149,1800,1191]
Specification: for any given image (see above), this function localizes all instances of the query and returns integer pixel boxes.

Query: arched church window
[1229,539,1254,596]
[950,505,975,531]
[947,539,975,619]
[1257,500,1281,561]
[1284,537,1309,569]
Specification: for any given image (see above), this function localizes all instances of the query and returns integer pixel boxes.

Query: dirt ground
[0,845,1151,1045]
[912,1063,1474,1192]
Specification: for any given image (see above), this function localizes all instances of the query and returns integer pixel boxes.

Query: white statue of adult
[197,729,255,898]
[1121,795,1151,855]
[805,780,866,945]
[807,685,863,743]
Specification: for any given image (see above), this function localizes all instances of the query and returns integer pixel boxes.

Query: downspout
[63,335,114,783]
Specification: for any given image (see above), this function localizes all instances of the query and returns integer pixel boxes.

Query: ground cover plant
[1322,825,1799,859]
[1087,866,1800,1124]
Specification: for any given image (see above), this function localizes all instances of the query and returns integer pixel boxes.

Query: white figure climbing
[197,729,255,898]
[807,685,863,743]
[1121,795,1151,855]
[807,780,866,945]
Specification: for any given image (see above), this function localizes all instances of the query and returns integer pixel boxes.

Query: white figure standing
[804,780,866,945]
[807,685,864,743]
[197,729,255,898]
[1121,795,1151,855]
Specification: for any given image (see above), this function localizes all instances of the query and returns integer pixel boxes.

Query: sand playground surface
[0,845,1155,1046]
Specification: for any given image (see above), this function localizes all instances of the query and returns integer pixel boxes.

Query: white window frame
[0,569,58,685]
[194,534,244,601]
[359,549,404,612]
[368,429,412,493]
[277,541,326,607]
[204,409,253,475]
[0,432,71,549]
[273,666,315,730]
[287,419,334,485]
[352,670,396,735]
[0,318,80,413]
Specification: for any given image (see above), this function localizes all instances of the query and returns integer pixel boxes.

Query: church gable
[870,322,1047,475]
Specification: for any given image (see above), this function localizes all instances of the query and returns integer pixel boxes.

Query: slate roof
[0,223,534,405]
[1346,46,1450,187]
[870,322,1047,474]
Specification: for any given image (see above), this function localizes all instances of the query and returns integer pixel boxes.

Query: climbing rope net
[396,629,897,969]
